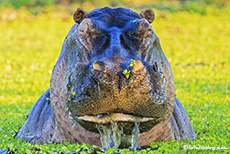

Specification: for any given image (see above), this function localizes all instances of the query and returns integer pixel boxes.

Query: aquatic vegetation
[0,5,229,153]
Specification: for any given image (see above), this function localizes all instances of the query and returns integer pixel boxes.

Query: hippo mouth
[74,112,164,134]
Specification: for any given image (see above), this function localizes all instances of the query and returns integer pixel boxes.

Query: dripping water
[96,121,140,151]
[129,121,141,151]
[96,121,121,150]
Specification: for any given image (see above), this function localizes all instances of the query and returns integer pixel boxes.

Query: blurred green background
[1,0,230,9]
[0,0,229,153]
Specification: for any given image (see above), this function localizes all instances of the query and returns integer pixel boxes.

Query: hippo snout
[90,59,147,89]
[92,60,144,73]
[67,57,168,133]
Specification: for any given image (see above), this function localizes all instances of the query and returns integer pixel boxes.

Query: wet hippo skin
[15,7,196,148]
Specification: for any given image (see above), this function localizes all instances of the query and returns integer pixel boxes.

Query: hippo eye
[129,31,142,38]
[78,29,86,37]
[144,28,153,39]
[77,19,96,39]
[78,29,96,38]
[128,27,153,40]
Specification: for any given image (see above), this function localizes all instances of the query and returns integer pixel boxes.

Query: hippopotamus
[15,7,196,149]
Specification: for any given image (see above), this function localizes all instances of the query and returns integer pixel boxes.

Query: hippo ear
[140,8,155,23]
[73,8,88,24]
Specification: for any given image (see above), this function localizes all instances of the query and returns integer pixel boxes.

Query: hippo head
[50,7,175,147]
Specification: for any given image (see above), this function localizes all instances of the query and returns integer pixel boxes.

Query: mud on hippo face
[50,7,175,135]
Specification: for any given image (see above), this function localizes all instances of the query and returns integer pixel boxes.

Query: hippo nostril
[132,61,144,73]
[92,61,105,71]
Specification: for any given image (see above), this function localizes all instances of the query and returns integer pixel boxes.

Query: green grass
[0,5,229,153]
